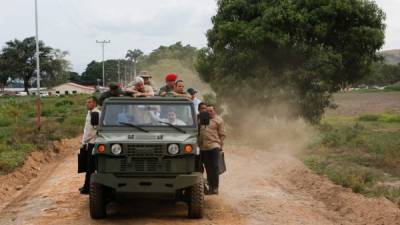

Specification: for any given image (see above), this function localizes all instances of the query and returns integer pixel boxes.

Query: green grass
[303,113,400,205]
[0,95,87,174]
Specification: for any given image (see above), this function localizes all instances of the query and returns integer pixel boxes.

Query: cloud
[0,0,398,73]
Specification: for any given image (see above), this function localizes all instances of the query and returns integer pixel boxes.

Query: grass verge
[302,113,400,205]
[0,95,87,174]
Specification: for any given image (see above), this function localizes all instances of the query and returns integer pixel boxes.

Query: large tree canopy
[0,37,70,92]
[196,0,386,122]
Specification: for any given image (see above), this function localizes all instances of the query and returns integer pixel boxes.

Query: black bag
[218,151,226,175]
[77,146,87,173]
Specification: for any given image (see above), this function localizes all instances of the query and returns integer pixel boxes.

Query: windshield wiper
[157,121,186,134]
[119,122,149,133]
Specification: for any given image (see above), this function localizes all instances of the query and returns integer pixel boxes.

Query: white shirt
[193,97,201,114]
[81,107,101,145]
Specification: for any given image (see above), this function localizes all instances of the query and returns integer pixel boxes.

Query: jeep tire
[90,182,106,219]
[187,177,204,218]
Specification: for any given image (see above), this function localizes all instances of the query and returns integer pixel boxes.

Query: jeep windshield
[102,103,195,127]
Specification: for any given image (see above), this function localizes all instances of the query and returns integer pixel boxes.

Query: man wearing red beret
[158,73,177,96]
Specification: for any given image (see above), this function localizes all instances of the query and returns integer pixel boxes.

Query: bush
[358,113,400,123]
[384,84,400,92]
[55,99,74,107]
[358,114,379,122]
[0,95,87,174]
[0,143,35,172]
[0,116,12,127]
[379,113,400,123]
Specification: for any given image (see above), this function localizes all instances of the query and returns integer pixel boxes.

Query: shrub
[55,100,74,107]
[358,114,379,122]
[384,84,400,92]
[0,117,12,127]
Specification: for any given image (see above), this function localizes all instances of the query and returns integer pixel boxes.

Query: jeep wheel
[187,177,204,218]
[90,182,106,219]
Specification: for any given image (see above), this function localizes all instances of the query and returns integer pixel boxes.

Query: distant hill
[380,49,400,65]
[143,58,213,97]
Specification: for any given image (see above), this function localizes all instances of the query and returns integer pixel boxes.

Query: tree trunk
[24,76,30,94]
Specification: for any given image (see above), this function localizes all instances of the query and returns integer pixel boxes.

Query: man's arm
[218,117,226,148]
[173,92,191,99]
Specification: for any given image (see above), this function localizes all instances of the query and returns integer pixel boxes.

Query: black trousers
[201,148,220,189]
[83,143,95,189]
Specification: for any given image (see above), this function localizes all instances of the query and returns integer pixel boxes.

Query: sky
[0,0,399,74]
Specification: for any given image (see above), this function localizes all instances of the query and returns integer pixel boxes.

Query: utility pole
[34,0,41,131]
[96,40,110,87]
[117,59,121,84]
[124,62,127,86]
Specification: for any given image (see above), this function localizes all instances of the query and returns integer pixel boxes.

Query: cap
[165,73,177,82]
[187,88,197,95]
[139,71,152,78]
[140,74,152,78]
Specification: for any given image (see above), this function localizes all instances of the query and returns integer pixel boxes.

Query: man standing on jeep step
[199,104,226,195]
[79,96,101,194]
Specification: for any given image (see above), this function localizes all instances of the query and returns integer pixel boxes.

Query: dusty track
[0,141,399,225]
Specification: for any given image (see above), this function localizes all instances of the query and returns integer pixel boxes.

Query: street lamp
[34,0,41,130]
[96,40,111,87]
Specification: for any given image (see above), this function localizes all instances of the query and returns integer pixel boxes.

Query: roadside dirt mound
[0,137,80,212]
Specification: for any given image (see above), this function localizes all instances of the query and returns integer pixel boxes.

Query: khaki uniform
[199,115,226,150]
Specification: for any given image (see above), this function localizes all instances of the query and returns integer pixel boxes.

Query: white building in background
[49,82,95,96]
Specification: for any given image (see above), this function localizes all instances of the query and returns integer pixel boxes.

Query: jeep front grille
[126,144,163,157]
[120,158,171,172]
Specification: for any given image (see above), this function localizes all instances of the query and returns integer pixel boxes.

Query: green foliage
[196,0,386,123]
[358,114,379,122]
[143,42,198,69]
[360,62,400,86]
[0,37,71,91]
[358,113,400,123]
[0,143,35,172]
[81,59,128,84]
[303,114,400,204]
[385,83,400,91]
[0,95,87,173]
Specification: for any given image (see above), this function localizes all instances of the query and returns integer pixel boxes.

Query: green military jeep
[89,97,204,219]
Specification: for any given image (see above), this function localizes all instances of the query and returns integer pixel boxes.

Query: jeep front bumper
[91,172,202,194]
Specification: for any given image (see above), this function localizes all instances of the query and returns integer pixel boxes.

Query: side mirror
[90,112,99,126]
[199,112,210,126]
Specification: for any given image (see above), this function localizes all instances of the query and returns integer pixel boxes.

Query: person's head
[86,96,97,110]
[140,74,152,85]
[198,102,208,113]
[133,77,145,92]
[187,88,197,99]
[109,83,121,96]
[167,108,177,123]
[165,73,177,88]
[174,80,185,93]
[207,104,216,118]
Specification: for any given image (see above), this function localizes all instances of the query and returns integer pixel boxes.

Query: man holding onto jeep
[199,104,226,195]
[79,96,101,194]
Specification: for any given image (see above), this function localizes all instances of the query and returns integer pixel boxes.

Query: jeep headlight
[111,144,122,155]
[167,144,179,155]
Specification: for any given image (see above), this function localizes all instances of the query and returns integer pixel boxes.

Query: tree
[125,49,143,80]
[81,60,128,85]
[360,62,400,86]
[0,57,12,92]
[196,0,386,123]
[0,37,70,92]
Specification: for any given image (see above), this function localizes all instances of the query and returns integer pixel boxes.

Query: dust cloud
[224,101,315,155]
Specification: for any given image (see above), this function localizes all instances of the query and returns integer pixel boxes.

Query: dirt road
[0,141,400,225]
